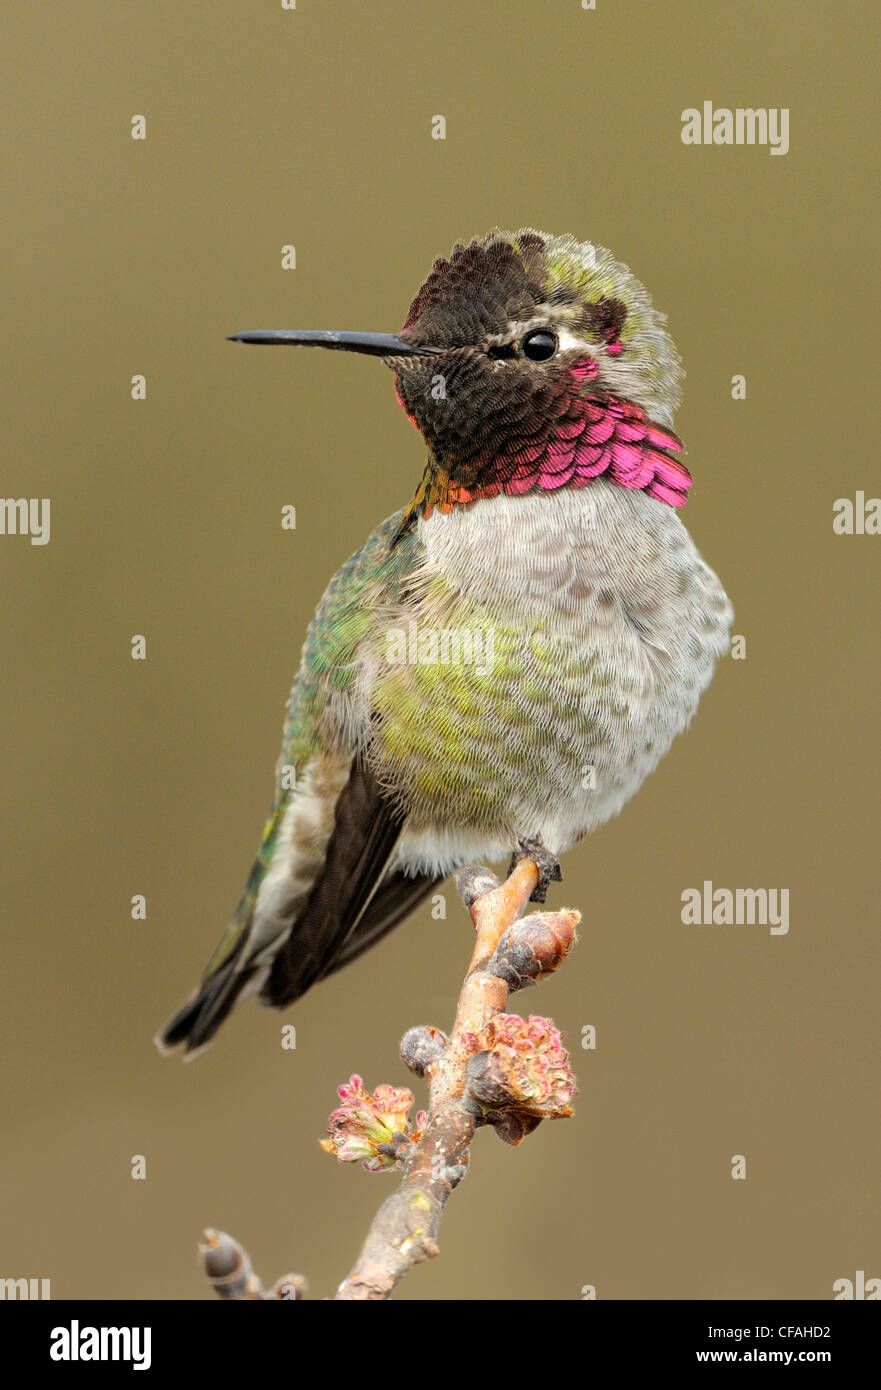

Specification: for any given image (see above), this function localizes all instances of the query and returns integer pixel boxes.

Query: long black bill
[227,330,440,357]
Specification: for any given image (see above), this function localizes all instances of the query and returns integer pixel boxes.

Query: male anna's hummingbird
[158,229,732,1057]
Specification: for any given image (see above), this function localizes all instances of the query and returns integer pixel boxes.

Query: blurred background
[1,1,878,1300]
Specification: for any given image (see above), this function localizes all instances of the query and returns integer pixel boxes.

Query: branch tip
[201,854,582,1301]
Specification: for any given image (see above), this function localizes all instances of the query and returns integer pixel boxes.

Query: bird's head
[230,229,690,518]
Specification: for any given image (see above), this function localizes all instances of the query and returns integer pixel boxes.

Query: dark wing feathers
[158,757,439,1055]
[260,756,406,1008]
[316,867,440,981]
[157,958,257,1056]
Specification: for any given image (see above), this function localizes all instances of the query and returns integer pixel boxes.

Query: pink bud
[465,1014,576,1123]
[320,1075,420,1173]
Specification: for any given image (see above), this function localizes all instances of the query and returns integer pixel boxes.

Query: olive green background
[2,1,878,1301]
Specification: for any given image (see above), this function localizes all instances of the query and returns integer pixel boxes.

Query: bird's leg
[508,835,563,904]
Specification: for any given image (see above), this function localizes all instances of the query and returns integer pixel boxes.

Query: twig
[200,855,580,1301]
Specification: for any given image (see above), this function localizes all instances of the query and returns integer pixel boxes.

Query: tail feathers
[155,958,259,1059]
[157,760,412,1055]
[316,869,439,981]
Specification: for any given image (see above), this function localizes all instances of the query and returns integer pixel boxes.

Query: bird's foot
[508,836,563,903]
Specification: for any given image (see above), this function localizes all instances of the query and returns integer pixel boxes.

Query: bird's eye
[520,329,558,362]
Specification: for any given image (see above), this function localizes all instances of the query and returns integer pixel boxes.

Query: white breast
[419,481,730,648]
[396,482,733,874]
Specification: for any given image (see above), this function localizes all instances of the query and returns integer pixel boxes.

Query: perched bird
[158,228,732,1057]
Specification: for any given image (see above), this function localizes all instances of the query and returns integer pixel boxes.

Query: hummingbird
[158,229,732,1058]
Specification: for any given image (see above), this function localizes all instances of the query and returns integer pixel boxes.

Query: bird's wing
[316,865,441,981]
[157,508,427,1055]
[259,754,406,1007]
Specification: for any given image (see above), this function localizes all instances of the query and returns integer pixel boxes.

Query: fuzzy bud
[489,910,579,990]
[200,1230,263,1300]
[400,1025,449,1076]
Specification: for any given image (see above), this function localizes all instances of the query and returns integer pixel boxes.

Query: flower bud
[400,1025,448,1075]
[464,1014,576,1125]
[319,1074,426,1173]
[490,911,578,990]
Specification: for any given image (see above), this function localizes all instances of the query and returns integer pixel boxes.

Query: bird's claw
[508,836,563,903]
